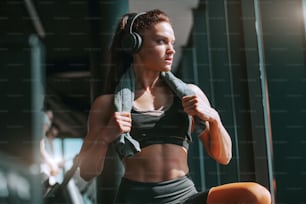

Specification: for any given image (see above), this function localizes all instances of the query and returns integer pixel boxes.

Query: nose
[167,43,175,54]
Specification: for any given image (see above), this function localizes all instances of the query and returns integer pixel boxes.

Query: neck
[133,65,162,91]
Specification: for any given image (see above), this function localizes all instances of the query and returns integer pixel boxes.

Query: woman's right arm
[78,94,131,181]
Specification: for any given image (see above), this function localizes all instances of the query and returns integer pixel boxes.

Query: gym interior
[1,0,306,203]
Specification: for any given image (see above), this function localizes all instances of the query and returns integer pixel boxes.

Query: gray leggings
[114,175,208,204]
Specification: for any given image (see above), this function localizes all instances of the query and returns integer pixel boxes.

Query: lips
[165,57,173,64]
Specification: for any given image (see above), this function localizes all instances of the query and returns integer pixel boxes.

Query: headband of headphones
[120,12,146,54]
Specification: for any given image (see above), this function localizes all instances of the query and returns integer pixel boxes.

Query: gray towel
[114,67,195,158]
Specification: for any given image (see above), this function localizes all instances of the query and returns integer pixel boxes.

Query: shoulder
[187,84,202,93]
[91,94,114,109]
[88,94,115,123]
[187,84,211,106]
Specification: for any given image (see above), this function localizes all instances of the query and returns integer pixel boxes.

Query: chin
[163,65,172,72]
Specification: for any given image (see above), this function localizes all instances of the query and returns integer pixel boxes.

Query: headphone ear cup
[121,32,142,54]
[120,12,146,54]
[132,32,142,53]
[121,33,135,54]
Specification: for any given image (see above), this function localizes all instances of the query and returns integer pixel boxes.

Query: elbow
[214,149,232,165]
[79,163,91,181]
[79,158,102,182]
[79,166,99,182]
[80,171,94,182]
[220,140,232,165]
[219,153,232,165]
[222,147,232,165]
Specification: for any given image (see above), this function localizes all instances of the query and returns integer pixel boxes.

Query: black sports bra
[130,96,192,149]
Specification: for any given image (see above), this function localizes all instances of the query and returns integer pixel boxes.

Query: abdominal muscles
[123,144,189,182]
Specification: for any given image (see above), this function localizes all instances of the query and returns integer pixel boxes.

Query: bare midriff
[122,144,189,183]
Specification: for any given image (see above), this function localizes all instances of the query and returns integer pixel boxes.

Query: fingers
[182,96,211,120]
[182,95,199,106]
[113,112,132,133]
[182,95,199,115]
[182,96,220,122]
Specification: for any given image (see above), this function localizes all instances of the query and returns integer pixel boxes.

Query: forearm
[41,151,54,167]
[79,132,110,181]
[209,119,232,164]
[198,112,232,165]
[183,85,232,164]
[40,140,55,167]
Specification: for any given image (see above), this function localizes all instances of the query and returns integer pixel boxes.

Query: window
[53,138,83,182]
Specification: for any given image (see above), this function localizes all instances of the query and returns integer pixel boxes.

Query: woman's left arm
[182,84,232,165]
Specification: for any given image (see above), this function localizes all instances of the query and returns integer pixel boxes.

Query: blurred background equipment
[0,34,44,203]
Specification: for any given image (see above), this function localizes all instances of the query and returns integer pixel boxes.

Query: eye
[157,39,166,44]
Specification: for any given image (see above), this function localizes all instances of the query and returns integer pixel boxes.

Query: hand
[182,95,219,123]
[49,163,60,176]
[105,112,132,143]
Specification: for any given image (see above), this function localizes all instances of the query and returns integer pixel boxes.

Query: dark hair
[46,123,60,137]
[103,9,171,94]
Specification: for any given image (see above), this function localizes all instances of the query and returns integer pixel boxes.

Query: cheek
[149,47,164,60]
[142,40,163,54]
[141,47,163,61]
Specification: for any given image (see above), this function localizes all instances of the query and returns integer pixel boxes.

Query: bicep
[81,95,113,152]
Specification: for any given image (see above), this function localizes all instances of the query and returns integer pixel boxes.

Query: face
[135,21,176,72]
[48,127,59,139]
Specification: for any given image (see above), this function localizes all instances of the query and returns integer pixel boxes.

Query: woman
[78,9,271,204]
